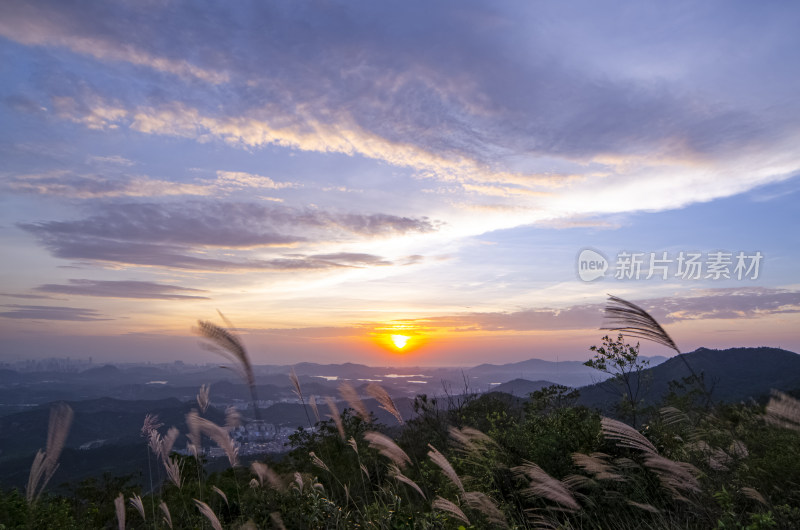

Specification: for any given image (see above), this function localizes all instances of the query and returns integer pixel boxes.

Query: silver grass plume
[627,500,660,513]
[432,496,470,525]
[600,417,700,500]
[325,397,345,440]
[212,485,229,507]
[364,431,411,468]
[196,314,260,420]
[348,436,358,454]
[251,461,283,490]
[309,395,320,423]
[572,452,624,482]
[463,491,508,528]
[388,464,425,499]
[186,410,239,467]
[289,367,313,427]
[309,451,330,473]
[194,499,223,530]
[141,413,163,438]
[196,384,210,413]
[270,512,287,530]
[513,461,580,511]
[765,390,800,431]
[339,382,370,422]
[114,493,125,530]
[600,417,657,454]
[741,487,767,505]
[129,494,145,521]
[27,402,73,503]
[366,383,403,424]
[601,295,705,392]
[163,456,183,489]
[159,501,173,529]
[427,444,464,493]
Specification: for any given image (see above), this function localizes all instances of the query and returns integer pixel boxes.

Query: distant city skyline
[1,1,799,366]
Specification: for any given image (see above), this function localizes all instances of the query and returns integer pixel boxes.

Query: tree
[585,334,650,427]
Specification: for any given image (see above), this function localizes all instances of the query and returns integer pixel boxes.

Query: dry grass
[270,511,287,530]
[289,368,303,402]
[364,431,411,469]
[572,452,624,482]
[366,383,403,424]
[309,451,331,473]
[348,436,359,454]
[196,314,260,420]
[432,496,470,525]
[129,493,145,520]
[141,413,163,437]
[325,397,345,440]
[339,382,370,422]
[449,426,494,454]
[163,455,183,489]
[601,417,658,454]
[212,485,228,507]
[309,395,320,422]
[26,402,73,503]
[186,409,239,467]
[251,461,283,490]
[427,444,464,493]
[463,491,508,528]
[196,384,210,413]
[114,492,125,530]
[159,501,173,529]
[602,416,700,501]
[741,487,767,505]
[513,461,580,512]
[388,464,426,499]
[194,499,223,530]
[765,390,800,431]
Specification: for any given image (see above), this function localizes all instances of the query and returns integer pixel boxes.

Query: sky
[1,0,799,367]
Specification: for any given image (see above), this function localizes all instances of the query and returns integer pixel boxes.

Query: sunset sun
[390,334,409,349]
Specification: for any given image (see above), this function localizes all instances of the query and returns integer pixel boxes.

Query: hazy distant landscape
[2,345,797,493]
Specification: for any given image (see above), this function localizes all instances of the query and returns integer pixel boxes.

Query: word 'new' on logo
[577,248,608,282]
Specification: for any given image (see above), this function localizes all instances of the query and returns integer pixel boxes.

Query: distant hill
[577,346,800,411]
[489,379,556,397]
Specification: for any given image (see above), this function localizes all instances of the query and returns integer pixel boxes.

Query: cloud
[0,3,227,84]
[87,155,135,166]
[0,304,111,321]
[643,287,800,323]
[214,171,295,191]
[34,279,210,300]
[0,292,56,300]
[4,171,213,199]
[396,287,800,333]
[3,170,296,200]
[18,202,434,270]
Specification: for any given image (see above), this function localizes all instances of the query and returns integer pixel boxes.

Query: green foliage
[586,334,651,427]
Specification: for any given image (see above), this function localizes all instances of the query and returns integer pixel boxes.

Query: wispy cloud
[393,288,800,333]
[213,171,295,191]
[18,202,434,270]
[0,304,110,321]
[4,171,212,199]
[35,279,210,300]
